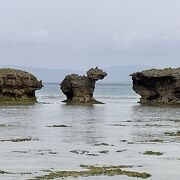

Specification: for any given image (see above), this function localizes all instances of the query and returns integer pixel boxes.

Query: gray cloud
[1,30,49,47]
[0,0,180,69]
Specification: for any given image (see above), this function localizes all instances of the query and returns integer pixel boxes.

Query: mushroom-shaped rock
[130,67,180,105]
[60,67,107,104]
[0,68,43,102]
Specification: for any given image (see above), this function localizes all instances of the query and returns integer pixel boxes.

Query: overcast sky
[0,0,180,70]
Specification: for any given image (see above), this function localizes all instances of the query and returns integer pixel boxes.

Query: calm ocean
[0,84,179,180]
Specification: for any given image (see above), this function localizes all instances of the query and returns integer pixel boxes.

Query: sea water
[0,84,180,180]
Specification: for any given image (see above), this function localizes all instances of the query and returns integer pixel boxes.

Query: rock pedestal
[130,67,180,105]
[0,68,43,102]
[60,67,107,104]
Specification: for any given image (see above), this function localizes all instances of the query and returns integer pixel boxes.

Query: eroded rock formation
[0,68,43,102]
[60,67,107,104]
[130,67,180,105]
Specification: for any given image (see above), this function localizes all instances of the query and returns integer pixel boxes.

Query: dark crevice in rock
[146,94,160,101]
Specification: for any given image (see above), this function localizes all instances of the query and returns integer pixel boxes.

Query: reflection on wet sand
[130,105,180,143]
[0,84,180,180]
[59,104,106,145]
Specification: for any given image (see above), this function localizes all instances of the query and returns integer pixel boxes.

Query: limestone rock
[60,67,107,104]
[130,67,180,105]
[0,68,43,102]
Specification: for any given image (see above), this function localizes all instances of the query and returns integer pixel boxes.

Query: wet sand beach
[0,84,179,180]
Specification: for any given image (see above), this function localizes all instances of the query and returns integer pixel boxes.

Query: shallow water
[0,84,180,180]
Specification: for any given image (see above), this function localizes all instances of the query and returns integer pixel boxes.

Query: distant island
[0,65,159,84]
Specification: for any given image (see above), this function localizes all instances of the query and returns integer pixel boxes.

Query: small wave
[95,96,137,100]
[37,95,62,99]
[38,102,52,104]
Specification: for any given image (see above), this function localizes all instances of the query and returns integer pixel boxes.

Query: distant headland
[0,64,159,84]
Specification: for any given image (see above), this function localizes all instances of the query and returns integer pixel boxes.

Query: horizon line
[0,64,162,71]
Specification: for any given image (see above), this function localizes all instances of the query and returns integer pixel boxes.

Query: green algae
[143,151,163,156]
[99,150,109,154]
[148,139,164,143]
[108,124,127,127]
[32,165,151,179]
[0,170,12,174]
[12,151,28,153]
[0,124,7,127]
[69,150,80,154]
[37,149,58,155]
[94,143,114,146]
[79,165,134,169]
[165,131,180,136]
[70,150,90,155]
[0,170,32,175]
[116,149,127,153]
[145,124,164,127]
[0,99,36,106]
[120,139,127,142]
[0,137,39,142]
[48,152,57,155]
[87,153,99,156]
[47,125,70,128]
[0,124,15,127]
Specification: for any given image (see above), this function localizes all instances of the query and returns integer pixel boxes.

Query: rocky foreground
[61,67,107,104]
[0,68,43,102]
[130,67,180,105]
